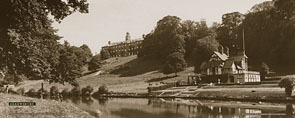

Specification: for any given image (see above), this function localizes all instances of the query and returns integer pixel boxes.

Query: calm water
[63,97,294,118]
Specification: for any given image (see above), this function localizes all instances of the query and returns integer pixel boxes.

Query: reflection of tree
[97,97,109,105]
[286,104,295,118]
[148,99,152,105]
[82,96,94,105]
[71,96,81,105]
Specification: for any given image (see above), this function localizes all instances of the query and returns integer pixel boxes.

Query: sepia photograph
[1,0,295,118]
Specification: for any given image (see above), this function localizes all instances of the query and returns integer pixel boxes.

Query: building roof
[223,59,234,69]
[200,61,224,70]
[213,51,228,61]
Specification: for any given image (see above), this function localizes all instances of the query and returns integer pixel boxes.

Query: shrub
[92,85,108,97]
[81,85,94,97]
[38,88,49,97]
[98,85,108,94]
[14,74,27,85]
[17,88,25,95]
[50,86,59,96]
[0,80,9,87]
[61,88,70,97]
[71,86,81,97]
[26,88,37,97]
[279,77,294,97]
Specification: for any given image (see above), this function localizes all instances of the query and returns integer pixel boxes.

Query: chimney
[225,46,229,56]
[218,45,224,54]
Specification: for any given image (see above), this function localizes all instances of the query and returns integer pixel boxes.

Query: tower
[125,32,131,41]
[241,29,248,71]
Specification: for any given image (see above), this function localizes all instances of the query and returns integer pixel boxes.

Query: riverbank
[97,85,295,103]
[0,93,95,118]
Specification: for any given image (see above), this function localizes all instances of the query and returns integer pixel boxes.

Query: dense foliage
[163,52,187,76]
[88,54,101,71]
[279,78,294,96]
[139,0,295,74]
[236,0,295,72]
[138,16,219,74]
[100,49,111,60]
[0,0,90,85]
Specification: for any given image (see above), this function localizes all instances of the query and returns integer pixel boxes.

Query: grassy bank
[15,55,195,94]
[0,93,94,118]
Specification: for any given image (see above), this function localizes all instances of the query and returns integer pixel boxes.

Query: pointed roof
[213,51,228,61]
[223,59,234,69]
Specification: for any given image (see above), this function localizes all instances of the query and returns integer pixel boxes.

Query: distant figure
[6,85,8,94]
[59,93,63,102]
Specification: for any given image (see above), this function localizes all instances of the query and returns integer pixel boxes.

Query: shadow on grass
[110,56,163,77]
[146,75,176,82]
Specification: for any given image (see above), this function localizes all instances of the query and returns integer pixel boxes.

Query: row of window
[245,75,260,82]
[109,46,141,53]
[110,52,139,57]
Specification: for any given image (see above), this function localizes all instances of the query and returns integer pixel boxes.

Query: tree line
[138,0,295,75]
[1,0,294,86]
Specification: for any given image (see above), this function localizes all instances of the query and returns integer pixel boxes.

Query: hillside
[15,55,194,93]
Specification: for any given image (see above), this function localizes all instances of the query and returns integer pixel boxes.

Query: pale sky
[53,0,269,54]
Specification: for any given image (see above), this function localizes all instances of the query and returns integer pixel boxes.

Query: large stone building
[101,32,143,57]
[200,45,260,84]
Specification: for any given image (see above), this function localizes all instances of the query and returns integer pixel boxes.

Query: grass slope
[16,55,195,93]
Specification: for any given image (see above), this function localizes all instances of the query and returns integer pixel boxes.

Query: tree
[216,12,244,49]
[80,44,93,62]
[88,54,101,71]
[100,49,110,60]
[81,85,94,97]
[138,16,185,59]
[163,52,187,76]
[240,0,295,72]
[260,62,270,81]
[192,33,220,72]
[0,0,89,84]
[279,78,294,97]
[181,20,211,60]
[53,41,84,85]
[274,0,295,20]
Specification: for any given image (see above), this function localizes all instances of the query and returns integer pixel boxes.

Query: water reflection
[62,97,293,118]
[81,97,94,105]
[286,104,295,118]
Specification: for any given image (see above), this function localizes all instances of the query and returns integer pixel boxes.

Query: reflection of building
[101,32,143,57]
[200,43,260,84]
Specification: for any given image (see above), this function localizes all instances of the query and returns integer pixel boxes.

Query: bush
[92,85,108,97]
[71,86,81,97]
[0,80,9,87]
[26,88,38,97]
[2,74,26,85]
[279,78,294,97]
[98,85,108,94]
[50,86,59,96]
[61,88,70,97]
[17,88,25,95]
[38,88,49,97]
[81,85,94,97]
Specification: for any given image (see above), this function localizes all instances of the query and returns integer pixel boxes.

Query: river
[61,97,294,118]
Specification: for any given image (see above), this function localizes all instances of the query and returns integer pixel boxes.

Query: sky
[52,0,269,54]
